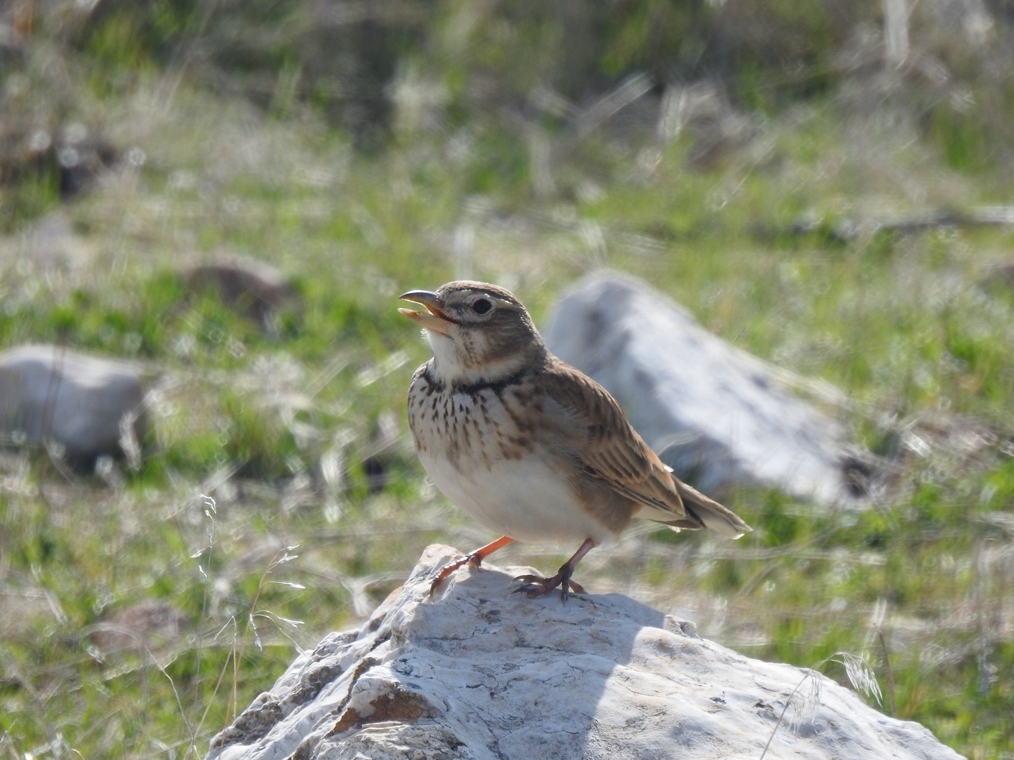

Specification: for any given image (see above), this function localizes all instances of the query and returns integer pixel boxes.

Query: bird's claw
[512,572,586,601]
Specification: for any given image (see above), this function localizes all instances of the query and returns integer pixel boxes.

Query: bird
[399,280,751,600]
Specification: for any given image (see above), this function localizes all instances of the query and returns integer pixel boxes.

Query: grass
[2,9,1014,758]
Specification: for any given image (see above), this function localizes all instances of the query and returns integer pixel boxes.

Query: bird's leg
[514,537,598,601]
[430,535,515,597]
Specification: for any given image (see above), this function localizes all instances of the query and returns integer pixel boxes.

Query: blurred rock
[0,344,147,469]
[54,127,118,199]
[89,600,189,659]
[544,271,865,506]
[979,261,1014,293]
[207,544,961,760]
[0,121,117,200]
[182,255,300,333]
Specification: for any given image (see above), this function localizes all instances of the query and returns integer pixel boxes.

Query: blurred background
[1,0,1013,757]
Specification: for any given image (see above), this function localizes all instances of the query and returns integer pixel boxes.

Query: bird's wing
[539,359,702,526]
[540,358,750,538]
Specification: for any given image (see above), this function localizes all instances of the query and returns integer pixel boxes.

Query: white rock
[0,344,147,467]
[207,545,962,760]
[544,271,860,506]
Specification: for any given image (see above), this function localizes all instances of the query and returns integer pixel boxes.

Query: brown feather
[540,356,749,538]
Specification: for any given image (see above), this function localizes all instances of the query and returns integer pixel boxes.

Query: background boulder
[0,344,147,469]
[544,271,866,506]
[181,255,300,333]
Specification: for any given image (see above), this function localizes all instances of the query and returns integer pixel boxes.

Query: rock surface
[182,254,299,332]
[0,344,147,467]
[88,600,189,660]
[544,271,862,506]
[207,545,962,760]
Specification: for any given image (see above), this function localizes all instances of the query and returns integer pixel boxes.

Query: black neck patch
[449,365,530,397]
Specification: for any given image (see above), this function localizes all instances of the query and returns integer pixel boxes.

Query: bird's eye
[471,298,493,315]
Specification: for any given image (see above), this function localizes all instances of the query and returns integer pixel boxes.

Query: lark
[400,280,751,599]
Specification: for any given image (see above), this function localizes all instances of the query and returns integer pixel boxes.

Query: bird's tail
[673,480,752,539]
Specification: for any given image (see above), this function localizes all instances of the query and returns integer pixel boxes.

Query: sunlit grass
[2,13,1014,760]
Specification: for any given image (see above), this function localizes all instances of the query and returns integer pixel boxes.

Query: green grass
[3,9,1014,758]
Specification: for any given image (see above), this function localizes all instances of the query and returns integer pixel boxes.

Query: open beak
[399,290,453,336]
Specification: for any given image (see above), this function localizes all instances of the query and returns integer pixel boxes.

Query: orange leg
[430,535,516,596]
[514,537,598,601]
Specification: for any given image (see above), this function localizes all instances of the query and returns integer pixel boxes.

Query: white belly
[407,366,622,546]
[417,446,616,545]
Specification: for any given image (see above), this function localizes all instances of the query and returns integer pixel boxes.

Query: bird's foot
[428,537,516,598]
[429,552,485,597]
[513,562,586,601]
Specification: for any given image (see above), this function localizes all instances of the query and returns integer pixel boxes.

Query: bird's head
[399,281,546,385]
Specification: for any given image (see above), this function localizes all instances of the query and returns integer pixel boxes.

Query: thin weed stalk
[759,652,883,760]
